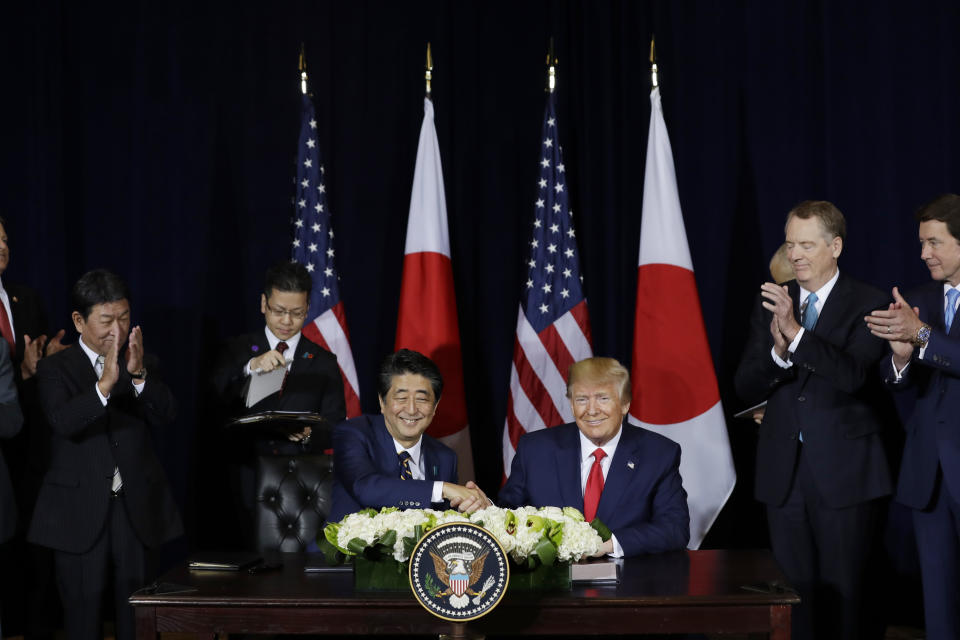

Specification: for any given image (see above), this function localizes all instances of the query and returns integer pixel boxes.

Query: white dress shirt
[392,435,444,503]
[577,426,625,557]
[772,269,840,368]
[243,327,301,375]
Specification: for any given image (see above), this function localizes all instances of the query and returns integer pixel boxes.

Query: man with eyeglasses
[212,262,346,547]
[213,260,346,444]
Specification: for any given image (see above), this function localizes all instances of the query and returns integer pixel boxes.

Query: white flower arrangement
[322,505,608,567]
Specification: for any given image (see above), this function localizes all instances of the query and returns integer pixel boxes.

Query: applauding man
[27,269,181,640]
[865,194,960,639]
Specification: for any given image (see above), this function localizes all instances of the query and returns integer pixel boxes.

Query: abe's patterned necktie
[398,451,414,480]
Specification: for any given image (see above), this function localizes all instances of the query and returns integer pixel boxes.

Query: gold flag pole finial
[425,42,433,97]
[546,37,557,93]
[649,36,658,88]
[299,42,308,95]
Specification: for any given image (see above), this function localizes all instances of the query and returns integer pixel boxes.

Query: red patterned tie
[0,300,14,356]
[583,448,607,522]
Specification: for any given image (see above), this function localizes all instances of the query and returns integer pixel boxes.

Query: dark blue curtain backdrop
[1,0,957,581]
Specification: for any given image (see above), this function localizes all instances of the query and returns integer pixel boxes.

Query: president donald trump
[498,357,689,556]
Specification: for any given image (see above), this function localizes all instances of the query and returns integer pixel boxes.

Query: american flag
[291,93,362,418]
[502,91,593,477]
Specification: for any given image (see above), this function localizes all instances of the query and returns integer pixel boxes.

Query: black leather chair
[254,454,334,553]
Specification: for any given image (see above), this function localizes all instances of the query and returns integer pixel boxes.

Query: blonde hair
[566,357,631,404]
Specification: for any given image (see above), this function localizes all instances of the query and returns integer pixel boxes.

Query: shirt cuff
[431,481,444,504]
[770,346,792,369]
[94,382,109,406]
[787,327,805,353]
[244,360,254,376]
[609,534,624,558]
[133,380,145,396]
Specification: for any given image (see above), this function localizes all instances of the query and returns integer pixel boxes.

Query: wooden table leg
[769,604,792,640]
[134,606,157,640]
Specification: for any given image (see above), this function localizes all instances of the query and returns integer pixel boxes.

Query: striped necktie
[398,451,414,480]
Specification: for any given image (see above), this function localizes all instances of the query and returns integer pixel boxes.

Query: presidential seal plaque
[409,522,510,621]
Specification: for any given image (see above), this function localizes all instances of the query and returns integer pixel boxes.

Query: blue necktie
[398,451,414,480]
[802,292,819,330]
[946,289,960,333]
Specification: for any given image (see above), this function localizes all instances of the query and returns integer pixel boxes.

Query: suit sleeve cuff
[609,534,624,558]
[94,383,109,406]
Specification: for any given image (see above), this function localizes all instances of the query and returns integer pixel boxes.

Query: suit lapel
[596,423,636,522]
[290,335,316,373]
[372,415,399,476]
[555,425,584,510]
[421,438,442,481]
[68,340,100,385]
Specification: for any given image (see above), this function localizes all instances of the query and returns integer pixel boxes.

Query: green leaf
[590,518,612,542]
[546,521,564,547]
[357,508,377,517]
[317,537,346,565]
[378,529,397,548]
[323,523,350,555]
[347,537,370,555]
[534,537,558,566]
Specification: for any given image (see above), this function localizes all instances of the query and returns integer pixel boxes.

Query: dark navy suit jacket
[735,274,893,508]
[0,339,24,542]
[883,281,960,510]
[28,344,182,553]
[498,422,690,556]
[328,414,458,522]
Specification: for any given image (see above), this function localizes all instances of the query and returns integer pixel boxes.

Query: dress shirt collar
[392,435,424,467]
[577,421,624,466]
[943,282,960,305]
[264,326,301,356]
[77,337,103,370]
[799,268,840,311]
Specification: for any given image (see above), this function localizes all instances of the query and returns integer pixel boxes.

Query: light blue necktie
[802,292,819,330]
[946,289,960,333]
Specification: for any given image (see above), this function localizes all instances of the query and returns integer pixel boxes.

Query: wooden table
[131,549,798,638]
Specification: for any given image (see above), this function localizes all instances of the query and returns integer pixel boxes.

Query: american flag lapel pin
[627,461,635,470]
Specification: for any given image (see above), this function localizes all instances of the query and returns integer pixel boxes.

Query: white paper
[571,561,619,583]
[244,366,288,408]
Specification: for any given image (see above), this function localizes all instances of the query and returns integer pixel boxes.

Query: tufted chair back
[254,454,334,553]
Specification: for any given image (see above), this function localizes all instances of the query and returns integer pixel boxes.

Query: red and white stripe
[502,301,592,476]
[303,303,362,418]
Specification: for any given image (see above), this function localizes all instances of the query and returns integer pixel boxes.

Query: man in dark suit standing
[0,338,24,637]
[865,194,960,640]
[211,261,345,547]
[0,216,67,640]
[27,269,182,640]
[498,357,689,557]
[329,349,485,522]
[212,261,345,449]
[735,201,892,640]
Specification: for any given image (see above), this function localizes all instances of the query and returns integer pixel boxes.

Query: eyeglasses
[264,301,307,321]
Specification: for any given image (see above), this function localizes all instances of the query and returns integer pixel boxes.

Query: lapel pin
[303,352,313,359]
[11,296,17,303]
[251,345,259,352]
[627,461,635,470]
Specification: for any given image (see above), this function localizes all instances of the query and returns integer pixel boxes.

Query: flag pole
[546,37,557,93]
[425,42,433,98]
[649,35,658,88]
[299,42,309,95]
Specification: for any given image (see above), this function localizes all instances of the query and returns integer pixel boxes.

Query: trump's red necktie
[583,448,606,522]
